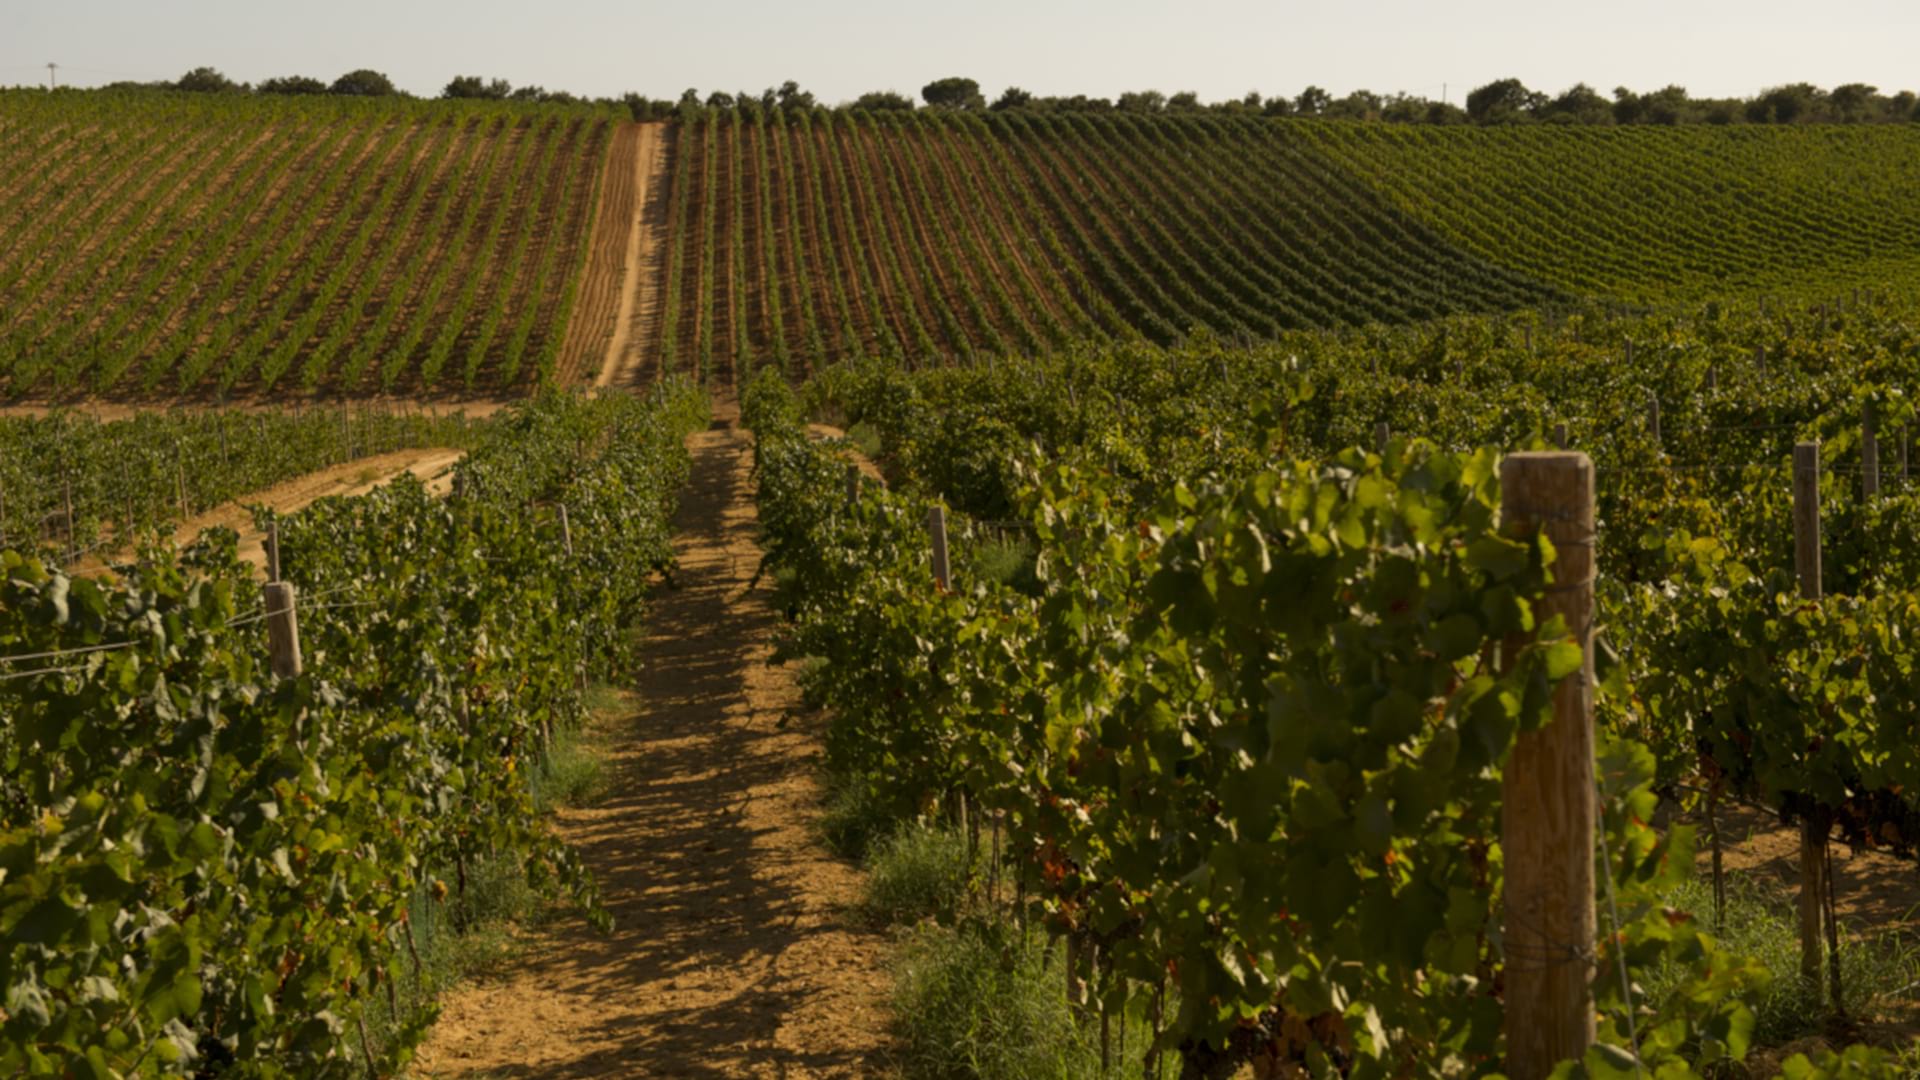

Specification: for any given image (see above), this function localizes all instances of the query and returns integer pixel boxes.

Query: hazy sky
[6,0,1917,105]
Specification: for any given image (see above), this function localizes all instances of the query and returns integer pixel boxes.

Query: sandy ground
[415,399,890,1078]
[73,446,464,578]
[596,123,669,391]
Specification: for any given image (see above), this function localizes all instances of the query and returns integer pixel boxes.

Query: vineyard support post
[1552,423,1569,450]
[927,506,950,591]
[1647,391,1661,448]
[266,520,282,582]
[1499,451,1597,1079]
[1375,422,1389,455]
[1706,366,1717,393]
[845,464,860,508]
[1902,426,1911,486]
[558,504,574,557]
[264,581,303,678]
[63,470,75,566]
[175,440,189,519]
[1862,403,1879,498]
[1791,441,1829,995]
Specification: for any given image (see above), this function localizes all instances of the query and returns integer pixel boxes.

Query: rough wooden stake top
[1499,451,1597,1079]
[263,581,303,678]
[1792,442,1822,601]
[1862,402,1880,499]
[927,506,950,591]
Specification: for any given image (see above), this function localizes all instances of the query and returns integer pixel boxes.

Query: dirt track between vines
[595,122,669,390]
[73,446,464,579]
[416,400,889,1078]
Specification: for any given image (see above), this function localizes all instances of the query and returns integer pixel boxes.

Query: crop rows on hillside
[1303,121,1920,302]
[0,91,615,399]
[651,108,1571,379]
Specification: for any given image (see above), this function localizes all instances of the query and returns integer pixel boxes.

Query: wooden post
[1646,391,1661,447]
[342,408,352,462]
[1552,423,1569,450]
[1755,344,1766,376]
[1625,338,1635,367]
[1374,421,1390,454]
[1901,426,1910,486]
[927,506,950,592]
[1499,451,1597,1079]
[263,581,303,678]
[1790,441,1827,997]
[266,520,282,581]
[175,440,190,519]
[844,464,860,507]
[62,471,75,566]
[1863,402,1880,499]
[558,504,574,557]
[1705,366,1717,393]
[1524,324,1533,353]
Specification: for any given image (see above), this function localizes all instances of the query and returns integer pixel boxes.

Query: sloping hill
[0,91,614,400]
[1300,121,1920,301]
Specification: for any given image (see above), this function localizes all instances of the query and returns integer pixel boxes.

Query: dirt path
[416,400,889,1078]
[596,123,669,390]
[190,446,465,571]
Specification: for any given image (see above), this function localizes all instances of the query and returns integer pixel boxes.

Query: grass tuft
[891,921,1111,1080]
[862,821,974,924]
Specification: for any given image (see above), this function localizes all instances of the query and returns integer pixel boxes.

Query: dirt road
[595,123,669,391]
[416,401,889,1077]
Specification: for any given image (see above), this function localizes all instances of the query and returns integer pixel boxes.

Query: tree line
[63,68,1920,126]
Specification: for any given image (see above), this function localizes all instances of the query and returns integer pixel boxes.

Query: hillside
[0,90,613,400]
[6,95,1920,400]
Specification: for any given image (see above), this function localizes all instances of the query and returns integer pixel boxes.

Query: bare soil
[415,400,890,1078]
[73,446,464,578]
[1693,801,1920,934]
[595,123,669,390]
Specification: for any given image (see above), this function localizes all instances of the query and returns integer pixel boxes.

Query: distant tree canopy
[258,75,327,95]
[329,69,397,97]
[78,69,1920,126]
[174,67,244,94]
[854,90,916,111]
[444,75,512,100]
[921,76,984,110]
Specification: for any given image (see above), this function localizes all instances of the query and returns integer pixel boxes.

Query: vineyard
[649,110,1920,380]
[741,293,1920,1077]
[8,80,1920,1078]
[0,382,706,1075]
[0,91,614,399]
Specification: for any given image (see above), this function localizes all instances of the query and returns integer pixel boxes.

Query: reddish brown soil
[415,400,890,1078]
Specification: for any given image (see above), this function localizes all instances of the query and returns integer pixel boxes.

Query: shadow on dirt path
[416,398,889,1078]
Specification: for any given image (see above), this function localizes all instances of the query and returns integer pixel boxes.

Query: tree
[991,86,1033,111]
[175,67,243,94]
[678,87,700,107]
[1830,82,1879,122]
[1746,83,1822,123]
[330,69,398,96]
[1324,89,1383,121]
[922,76,984,110]
[1641,85,1695,124]
[444,75,511,100]
[704,90,735,109]
[1465,78,1542,123]
[1167,91,1201,112]
[1293,85,1331,115]
[1116,90,1167,113]
[1424,100,1469,125]
[776,80,814,110]
[853,90,915,110]
[1539,83,1612,124]
[258,75,327,95]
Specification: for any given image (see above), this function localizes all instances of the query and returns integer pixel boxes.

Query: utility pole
[46,62,57,91]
